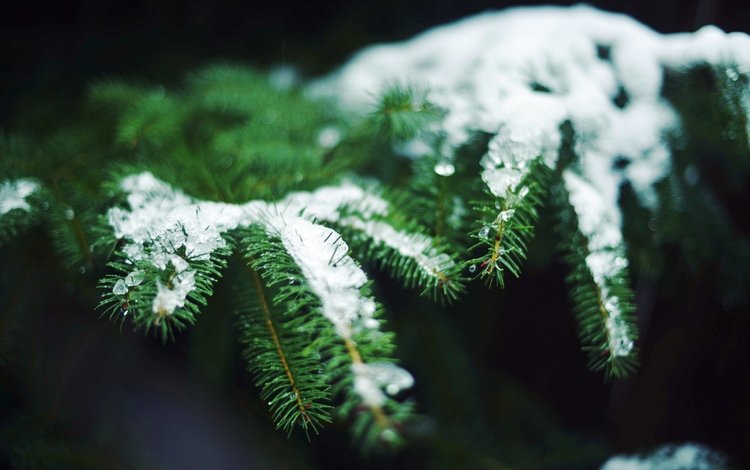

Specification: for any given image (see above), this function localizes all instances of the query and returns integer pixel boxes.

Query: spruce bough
[1,6,749,450]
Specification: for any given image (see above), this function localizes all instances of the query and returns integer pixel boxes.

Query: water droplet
[434,160,455,177]
[78,266,87,274]
[125,270,145,287]
[112,279,128,296]
[479,226,491,239]
[64,208,75,220]
[468,264,477,273]
[122,309,128,316]
[517,186,530,199]
[386,384,400,395]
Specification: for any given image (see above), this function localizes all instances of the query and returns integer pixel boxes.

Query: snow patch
[601,442,727,470]
[353,362,415,407]
[0,178,39,215]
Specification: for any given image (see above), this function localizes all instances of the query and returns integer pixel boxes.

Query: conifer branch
[249,264,314,430]
[468,159,551,287]
[554,177,639,377]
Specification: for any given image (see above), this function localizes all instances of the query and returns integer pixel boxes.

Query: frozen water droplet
[726,68,740,82]
[517,186,530,199]
[496,209,515,223]
[386,384,400,395]
[125,270,145,287]
[479,226,491,239]
[64,208,75,220]
[468,264,477,273]
[434,160,455,177]
[112,279,128,296]
[122,309,128,316]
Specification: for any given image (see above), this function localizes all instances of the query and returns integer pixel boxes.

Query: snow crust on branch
[318,5,750,357]
[319,3,750,222]
[0,179,39,215]
[107,172,415,403]
[564,171,632,356]
[108,172,450,317]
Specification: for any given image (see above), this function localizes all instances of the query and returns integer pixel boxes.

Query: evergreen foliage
[1,10,749,456]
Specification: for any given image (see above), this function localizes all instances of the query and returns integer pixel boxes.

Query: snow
[318,4,749,221]
[316,5,750,357]
[564,171,632,356]
[352,362,415,407]
[601,443,726,470]
[0,178,39,215]
[107,172,420,404]
[320,5,749,204]
[273,216,378,337]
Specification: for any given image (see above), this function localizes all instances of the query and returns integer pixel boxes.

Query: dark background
[1,1,750,469]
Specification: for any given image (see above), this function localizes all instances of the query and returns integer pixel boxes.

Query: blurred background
[1,1,750,468]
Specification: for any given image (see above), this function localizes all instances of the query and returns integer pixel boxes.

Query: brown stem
[248,266,310,423]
